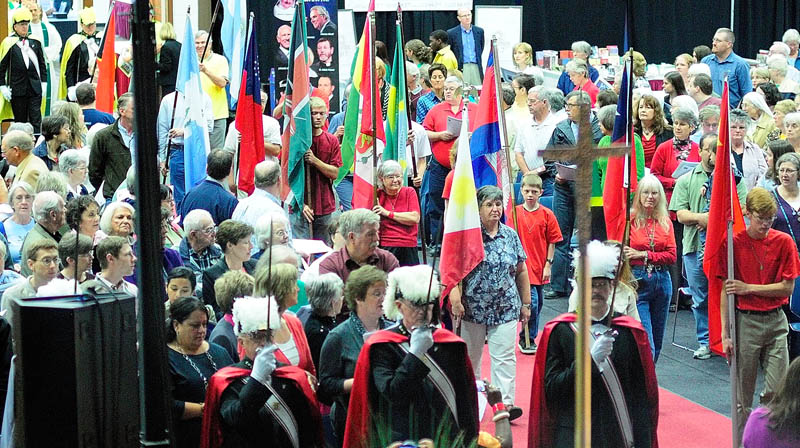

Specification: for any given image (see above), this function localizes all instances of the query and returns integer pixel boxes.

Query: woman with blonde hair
[157,21,181,97]
[625,174,676,362]
[674,53,693,85]
[512,42,543,82]
[253,262,316,376]
[53,102,87,149]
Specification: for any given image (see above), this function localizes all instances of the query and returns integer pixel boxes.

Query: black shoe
[544,289,566,300]
[518,340,537,355]
[506,404,523,421]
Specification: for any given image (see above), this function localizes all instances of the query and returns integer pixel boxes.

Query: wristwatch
[545,258,554,264]
[521,303,532,309]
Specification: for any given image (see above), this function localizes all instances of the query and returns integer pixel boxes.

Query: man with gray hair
[768,44,800,84]
[89,92,135,200]
[309,5,336,35]
[515,86,564,197]
[319,208,398,283]
[692,105,721,145]
[557,40,600,95]
[232,159,292,250]
[2,129,46,190]
[19,191,65,276]
[447,9,485,86]
[702,27,751,107]
[178,208,223,295]
[544,90,603,300]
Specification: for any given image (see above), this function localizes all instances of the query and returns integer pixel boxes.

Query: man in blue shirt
[701,28,752,108]
[76,83,114,129]
[447,9,484,87]
[556,41,600,95]
[180,149,239,225]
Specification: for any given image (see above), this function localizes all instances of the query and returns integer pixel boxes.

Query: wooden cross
[539,97,629,448]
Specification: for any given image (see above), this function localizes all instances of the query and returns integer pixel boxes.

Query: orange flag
[95,8,116,113]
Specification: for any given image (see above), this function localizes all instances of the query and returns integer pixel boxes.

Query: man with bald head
[275,25,291,86]
[232,159,292,251]
[2,129,46,189]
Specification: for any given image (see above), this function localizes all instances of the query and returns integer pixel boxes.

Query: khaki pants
[462,63,482,87]
[734,309,789,439]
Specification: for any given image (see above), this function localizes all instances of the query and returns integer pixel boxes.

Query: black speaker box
[11,293,139,447]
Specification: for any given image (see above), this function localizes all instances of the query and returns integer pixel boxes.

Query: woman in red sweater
[374,160,421,266]
[634,94,673,167]
[650,107,700,206]
[624,174,677,362]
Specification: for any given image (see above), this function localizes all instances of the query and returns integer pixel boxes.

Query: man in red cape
[343,265,479,448]
[200,296,323,448]
[528,241,660,448]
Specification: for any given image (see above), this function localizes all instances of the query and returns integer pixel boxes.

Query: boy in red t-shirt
[718,187,800,439]
[514,173,562,354]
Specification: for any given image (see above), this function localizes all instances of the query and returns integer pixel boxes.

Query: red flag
[95,8,116,113]
[235,18,264,195]
[603,64,638,242]
[704,80,745,356]
[350,0,386,210]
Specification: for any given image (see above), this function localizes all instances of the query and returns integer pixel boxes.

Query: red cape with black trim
[342,328,479,448]
[527,313,659,448]
[200,364,322,448]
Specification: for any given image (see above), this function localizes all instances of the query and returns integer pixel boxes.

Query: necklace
[523,205,540,234]
[174,344,218,391]
[645,218,656,277]
[745,237,764,271]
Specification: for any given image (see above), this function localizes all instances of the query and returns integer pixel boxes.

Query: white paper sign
[344,0,472,12]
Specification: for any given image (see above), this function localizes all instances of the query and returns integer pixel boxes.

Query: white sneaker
[693,345,712,360]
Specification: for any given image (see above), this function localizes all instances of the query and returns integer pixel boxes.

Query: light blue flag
[221,0,246,108]
[176,15,211,194]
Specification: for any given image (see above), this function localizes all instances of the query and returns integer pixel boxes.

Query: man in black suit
[0,7,47,133]
[446,9,485,87]
[274,25,291,88]
[309,5,336,37]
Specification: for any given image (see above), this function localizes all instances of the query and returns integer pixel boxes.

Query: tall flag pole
[279,0,312,213]
[234,13,264,196]
[175,13,210,193]
[471,38,516,229]
[220,0,246,108]
[94,1,117,114]
[384,6,409,180]
[439,102,485,299]
[703,78,744,447]
[345,0,385,210]
[602,57,638,242]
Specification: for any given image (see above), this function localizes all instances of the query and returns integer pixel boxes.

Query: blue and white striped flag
[176,15,210,193]
[221,0,246,108]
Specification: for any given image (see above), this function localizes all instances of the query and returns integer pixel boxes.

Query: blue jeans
[169,148,186,208]
[551,180,575,294]
[683,251,709,346]
[421,157,447,246]
[520,285,544,340]
[633,266,672,362]
[335,175,353,211]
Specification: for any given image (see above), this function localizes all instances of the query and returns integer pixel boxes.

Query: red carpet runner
[477,344,732,447]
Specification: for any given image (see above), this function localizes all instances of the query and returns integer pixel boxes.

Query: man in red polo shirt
[718,187,800,439]
[291,96,342,246]
[421,76,476,249]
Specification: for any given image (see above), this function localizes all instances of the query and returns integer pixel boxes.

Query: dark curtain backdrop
[235,0,791,87]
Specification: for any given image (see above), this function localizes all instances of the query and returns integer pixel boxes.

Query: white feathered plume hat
[572,240,620,280]
[383,265,441,321]
[232,296,281,336]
